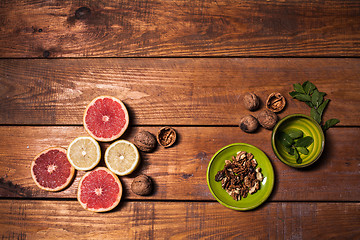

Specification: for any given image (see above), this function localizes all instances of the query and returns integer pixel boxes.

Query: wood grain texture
[1,58,359,125]
[0,0,359,57]
[1,200,359,239]
[1,126,359,201]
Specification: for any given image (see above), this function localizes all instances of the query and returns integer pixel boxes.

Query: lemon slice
[67,136,101,171]
[105,140,140,176]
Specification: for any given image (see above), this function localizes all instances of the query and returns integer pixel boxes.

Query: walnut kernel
[157,127,176,147]
[266,92,286,112]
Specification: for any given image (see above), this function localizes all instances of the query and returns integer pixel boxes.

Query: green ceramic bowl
[271,114,325,168]
[207,143,274,211]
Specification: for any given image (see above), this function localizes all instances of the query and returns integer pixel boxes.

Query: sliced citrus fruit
[67,136,101,171]
[77,167,122,212]
[31,147,75,191]
[105,140,140,176]
[83,96,129,142]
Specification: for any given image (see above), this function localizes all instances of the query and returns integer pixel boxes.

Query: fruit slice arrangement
[30,96,137,212]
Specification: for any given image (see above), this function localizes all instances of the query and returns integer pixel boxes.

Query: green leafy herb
[294,148,301,164]
[293,83,305,94]
[289,92,312,102]
[322,119,340,131]
[278,132,294,148]
[294,136,314,148]
[296,147,309,155]
[289,81,340,131]
[287,129,303,139]
[303,81,316,95]
[317,99,330,117]
[311,89,320,107]
[310,108,321,124]
[278,130,313,164]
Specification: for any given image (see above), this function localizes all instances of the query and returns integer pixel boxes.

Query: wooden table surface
[1,0,360,239]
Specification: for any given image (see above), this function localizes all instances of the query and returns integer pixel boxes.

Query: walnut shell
[239,115,259,133]
[257,109,278,130]
[134,131,157,152]
[266,92,286,112]
[131,174,153,196]
[243,92,260,111]
[157,127,176,147]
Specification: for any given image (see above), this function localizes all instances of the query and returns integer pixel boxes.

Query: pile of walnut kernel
[215,151,263,201]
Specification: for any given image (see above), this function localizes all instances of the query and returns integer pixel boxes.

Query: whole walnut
[257,109,278,130]
[131,174,153,196]
[243,93,260,111]
[133,131,157,152]
[239,115,259,133]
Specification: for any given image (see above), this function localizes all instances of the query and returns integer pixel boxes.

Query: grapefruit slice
[105,140,140,176]
[77,167,122,212]
[83,96,129,142]
[67,136,101,171]
[31,147,75,191]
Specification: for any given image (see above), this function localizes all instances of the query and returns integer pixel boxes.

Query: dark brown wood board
[1,0,359,238]
[1,200,359,239]
[1,58,359,125]
[0,0,359,57]
[1,126,359,201]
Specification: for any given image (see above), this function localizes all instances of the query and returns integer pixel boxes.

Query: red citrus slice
[30,147,75,191]
[77,167,122,212]
[83,96,129,142]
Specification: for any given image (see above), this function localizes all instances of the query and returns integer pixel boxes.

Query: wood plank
[1,58,359,125]
[0,0,359,57]
[1,200,359,239]
[1,126,359,201]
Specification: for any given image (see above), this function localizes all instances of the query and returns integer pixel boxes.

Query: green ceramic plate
[271,114,325,168]
[207,143,274,211]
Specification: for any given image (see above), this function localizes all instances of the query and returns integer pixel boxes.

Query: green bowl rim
[206,143,274,211]
[271,113,325,168]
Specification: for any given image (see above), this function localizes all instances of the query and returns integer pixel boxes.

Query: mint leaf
[289,147,295,155]
[278,132,294,148]
[296,147,309,155]
[293,83,305,94]
[294,148,301,163]
[303,81,316,95]
[305,101,314,108]
[323,119,340,131]
[311,89,320,107]
[303,81,311,94]
[289,91,299,97]
[311,108,321,124]
[294,136,314,148]
[317,99,330,117]
[287,129,303,139]
[317,92,326,108]
[293,93,311,102]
